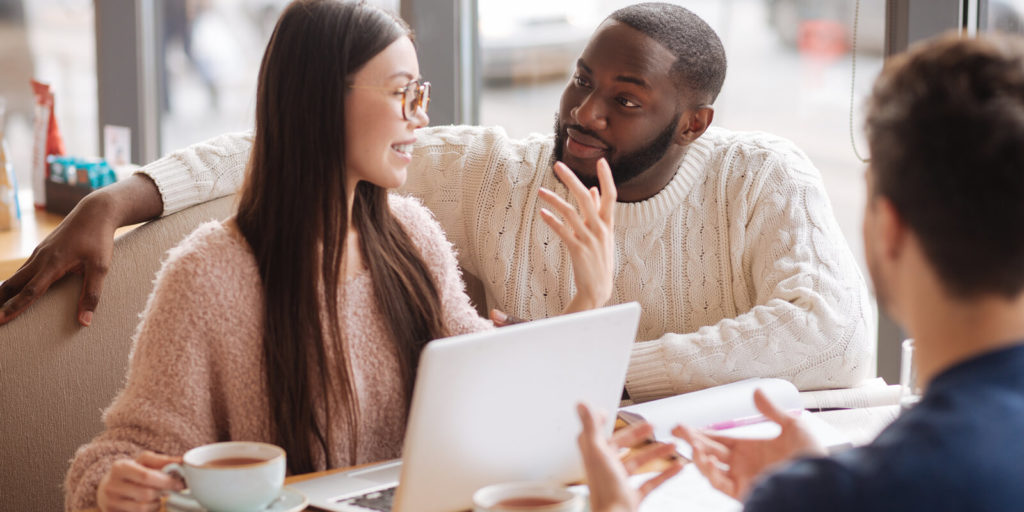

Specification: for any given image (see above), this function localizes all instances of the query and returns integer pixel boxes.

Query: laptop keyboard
[335,486,396,511]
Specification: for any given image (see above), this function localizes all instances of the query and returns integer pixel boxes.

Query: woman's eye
[573,74,592,88]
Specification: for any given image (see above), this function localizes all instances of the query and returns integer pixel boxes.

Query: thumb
[752,389,795,427]
[577,402,601,437]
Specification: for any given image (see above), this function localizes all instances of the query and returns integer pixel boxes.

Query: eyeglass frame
[348,79,431,121]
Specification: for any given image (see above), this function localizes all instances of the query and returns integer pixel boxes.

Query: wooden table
[0,191,139,282]
[0,200,64,281]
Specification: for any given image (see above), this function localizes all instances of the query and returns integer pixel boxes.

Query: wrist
[74,188,122,231]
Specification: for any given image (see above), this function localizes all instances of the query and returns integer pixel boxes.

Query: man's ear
[675,106,714,145]
[876,196,908,262]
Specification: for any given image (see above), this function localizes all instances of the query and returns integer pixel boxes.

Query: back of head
[866,33,1024,299]
[609,2,727,104]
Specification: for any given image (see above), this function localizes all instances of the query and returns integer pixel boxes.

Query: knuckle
[90,261,111,276]
[81,291,101,310]
[18,286,39,301]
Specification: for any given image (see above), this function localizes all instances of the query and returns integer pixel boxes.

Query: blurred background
[2,0,1022,271]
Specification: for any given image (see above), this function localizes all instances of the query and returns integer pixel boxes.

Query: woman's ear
[675,106,714,145]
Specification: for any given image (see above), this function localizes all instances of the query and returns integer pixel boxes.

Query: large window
[478,0,886,269]
[0,0,97,195]
[159,0,400,154]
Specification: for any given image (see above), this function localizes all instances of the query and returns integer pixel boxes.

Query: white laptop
[287,302,642,512]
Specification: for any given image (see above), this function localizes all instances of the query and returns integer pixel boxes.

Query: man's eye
[617,97,640,108]
[573,74,592,88]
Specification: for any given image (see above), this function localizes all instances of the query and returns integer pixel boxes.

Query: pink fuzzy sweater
[64,194,491,511]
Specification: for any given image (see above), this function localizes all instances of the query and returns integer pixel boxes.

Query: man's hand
[97,451,184,512]
[673,389,827,501]
[0,174,163,327]
[541,158,617,315]
[577,403,683,512]
[0,193,119,326]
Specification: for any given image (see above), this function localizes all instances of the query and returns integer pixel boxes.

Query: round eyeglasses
[349,79,431,120]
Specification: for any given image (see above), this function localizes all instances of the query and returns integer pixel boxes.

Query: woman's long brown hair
[235,0,448,474]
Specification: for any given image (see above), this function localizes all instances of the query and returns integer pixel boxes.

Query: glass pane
[0,0,97,195]
[159,0,400,154]
[986,0,1024,32]
[478,0,886,270]
[159,0,289,154]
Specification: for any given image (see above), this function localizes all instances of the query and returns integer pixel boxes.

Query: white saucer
[166,487,308,512]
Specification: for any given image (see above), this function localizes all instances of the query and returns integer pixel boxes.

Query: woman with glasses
[65,1,616,510]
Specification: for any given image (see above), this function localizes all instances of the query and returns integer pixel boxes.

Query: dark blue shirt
[745,344,1024,512]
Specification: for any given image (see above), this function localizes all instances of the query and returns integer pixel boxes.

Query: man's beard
[552,112,680,189]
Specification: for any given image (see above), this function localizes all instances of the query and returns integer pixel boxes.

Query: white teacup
[473,481,584,512]
[162,441,286,512]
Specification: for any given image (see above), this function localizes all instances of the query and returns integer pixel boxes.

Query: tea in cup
[473,481,584,512]
[162,441,286,512]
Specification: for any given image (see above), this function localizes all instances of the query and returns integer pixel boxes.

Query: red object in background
[798,19,849,59]
[31,80,65,160]
[30,80,65,208]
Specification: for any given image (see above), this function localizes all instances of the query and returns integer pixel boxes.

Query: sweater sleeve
[625,149,874,400]
[139,131,253,216]
[400,125,505,279]
[64,225,239,511]
[389,194,493,337]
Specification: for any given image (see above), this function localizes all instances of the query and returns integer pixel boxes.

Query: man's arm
[0,131,252,326]
[625,154,874,401]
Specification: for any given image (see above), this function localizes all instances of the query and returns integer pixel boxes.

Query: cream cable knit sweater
[141,126,873,401]
[64,195,491,511]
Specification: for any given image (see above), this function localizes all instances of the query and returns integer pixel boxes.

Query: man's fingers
[538,187,590,241]
[0,270,61,325]
[622,441,677,474]
[752,389,794,426]
[539,208,582,251]
[673,425,732,462]
[638,462,684,498]
[78,260,110,326]
[576,402,605,438]
[553,162,601,221]
[694,446,737,498]
[595,158,618,224]
[609,421,654,450]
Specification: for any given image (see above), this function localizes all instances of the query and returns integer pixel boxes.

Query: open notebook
[619,378,851,459]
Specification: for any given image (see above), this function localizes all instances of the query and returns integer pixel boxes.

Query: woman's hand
[97,451,184,512]
[577,403,683,512]
[540,158,616,315]
[673,389,827,501]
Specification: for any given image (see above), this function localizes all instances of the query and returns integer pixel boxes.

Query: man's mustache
[561,123,613,152]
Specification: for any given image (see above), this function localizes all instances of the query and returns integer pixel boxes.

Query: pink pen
[704,409,803,431]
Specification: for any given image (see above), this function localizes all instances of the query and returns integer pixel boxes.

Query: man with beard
[577,32,1024,511]
[0,3,871,400]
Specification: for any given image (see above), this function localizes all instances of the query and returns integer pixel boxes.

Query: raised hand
[673,389,827,501]
[576,403,683,512]
[540,158,617,315]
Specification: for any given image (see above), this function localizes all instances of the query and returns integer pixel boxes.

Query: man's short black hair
[609,2,727,104]
[866,33,1024,298]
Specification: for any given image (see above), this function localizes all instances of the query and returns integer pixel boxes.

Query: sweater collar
[538,131,714,227]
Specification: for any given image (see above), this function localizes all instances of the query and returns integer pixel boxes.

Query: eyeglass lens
[404,82,430,119]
